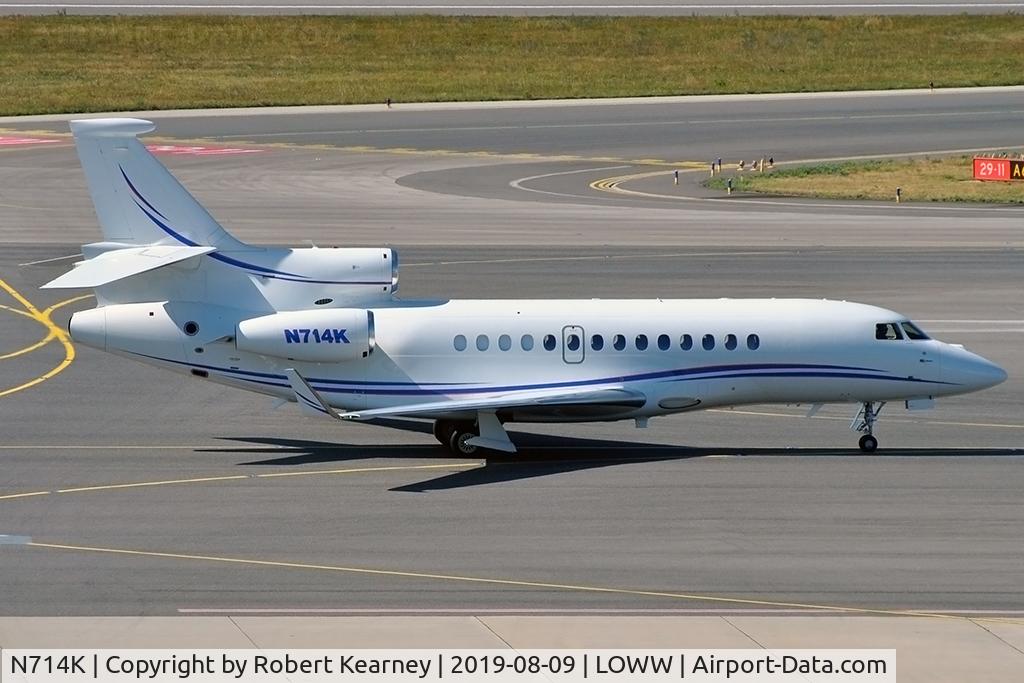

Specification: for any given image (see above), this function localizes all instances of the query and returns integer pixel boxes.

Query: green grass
[705,155,1024,203]
[1,15,1024,115]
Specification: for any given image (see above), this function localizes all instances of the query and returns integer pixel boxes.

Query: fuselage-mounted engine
[235,308,375,362]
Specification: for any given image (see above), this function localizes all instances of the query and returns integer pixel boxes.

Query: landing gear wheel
[449,428,480,455]
[858,434,878,453]
[433,419,457,446]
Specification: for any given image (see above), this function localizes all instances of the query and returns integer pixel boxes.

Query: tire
[858,434,878,453]
[448,429,480,455]
[433,419,456,445]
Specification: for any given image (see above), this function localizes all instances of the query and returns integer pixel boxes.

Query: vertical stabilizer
[70,118,245,249]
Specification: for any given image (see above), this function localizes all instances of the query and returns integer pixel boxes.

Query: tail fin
[70,118,245,249]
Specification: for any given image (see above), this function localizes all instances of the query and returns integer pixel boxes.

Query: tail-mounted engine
[236,308,374,362]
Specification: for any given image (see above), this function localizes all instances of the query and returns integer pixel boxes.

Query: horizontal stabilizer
[285,368,341,420]
[42,245,215,289]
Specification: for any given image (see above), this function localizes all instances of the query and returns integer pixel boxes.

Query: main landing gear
[851,401,886,453]
[433,413,518,455]
[433,419,480,455]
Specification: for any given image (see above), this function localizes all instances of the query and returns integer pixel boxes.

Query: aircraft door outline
[562,325,585,364]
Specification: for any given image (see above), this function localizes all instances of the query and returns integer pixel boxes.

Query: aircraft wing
[338,385,647,421]
[42,245,215,289]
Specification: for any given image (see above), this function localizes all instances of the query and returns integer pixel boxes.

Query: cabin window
[567,333,581,351]
[680,334,693,350]
[543,334,557,351]
[875,323,903,341]
[702,334,715,350]
[613,334,626,351]
[725,334,738,350]
[498,334,512,351]
[521,334,534,351]
[747,333,760,350]
[591,334,604,351]
[454,335,467,351]
[476,334,489,351]
[901,321,929,340]
[635,334,649,351]
[657,334,671,351]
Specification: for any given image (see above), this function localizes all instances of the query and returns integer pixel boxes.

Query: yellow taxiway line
[23,540,1023,627]
[0,279,90,399]
[0,463,480,501]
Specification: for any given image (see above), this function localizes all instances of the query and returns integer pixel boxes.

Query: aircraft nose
[943,345,1007,391]
[984,360,1010,388]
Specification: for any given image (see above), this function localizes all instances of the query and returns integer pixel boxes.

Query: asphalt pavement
[1,92,1022,616]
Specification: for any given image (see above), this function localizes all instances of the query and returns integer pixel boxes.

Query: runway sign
[145,144,265,157]
[0,136,61,146]
[973,157,1024,181]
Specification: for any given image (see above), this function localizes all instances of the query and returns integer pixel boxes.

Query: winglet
[284,369,340,420]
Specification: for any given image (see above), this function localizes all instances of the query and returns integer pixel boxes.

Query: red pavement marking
[145,144,265,157]
[0,136,62,146]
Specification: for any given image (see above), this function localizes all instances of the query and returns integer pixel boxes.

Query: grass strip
[705,156,1024,203]
[1,15,1024,115]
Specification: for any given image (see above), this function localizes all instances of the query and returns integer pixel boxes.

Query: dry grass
[1,15,1024,115]
[707,157,1024,203]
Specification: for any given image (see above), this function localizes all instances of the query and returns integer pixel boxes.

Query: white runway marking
[509,164,631,202]
[0,535,32,544]
[3,3,1023,9]
[407,250,794,267]
[922,320,1024,333]
[219,110,1024,139]
[177,607,1024,615]
[17,253,82,267]
[928,328,1024,333]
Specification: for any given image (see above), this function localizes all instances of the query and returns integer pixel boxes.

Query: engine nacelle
[252,247,400,311]
[236,309,374,362]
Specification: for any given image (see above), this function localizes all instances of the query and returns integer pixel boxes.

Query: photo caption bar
[1,649,894,682]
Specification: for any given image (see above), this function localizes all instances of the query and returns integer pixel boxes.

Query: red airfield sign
[973,157,1024,181]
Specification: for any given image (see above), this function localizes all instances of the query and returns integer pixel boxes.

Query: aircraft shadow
[199,426,1022,492]
[388,452,696,492]
[387,442,1022,492]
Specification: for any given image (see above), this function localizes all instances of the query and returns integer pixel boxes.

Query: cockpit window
[875,323,904,341]
[901,321,929,340]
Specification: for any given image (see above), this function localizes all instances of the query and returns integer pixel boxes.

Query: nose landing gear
[851,401,885,452]
[858,434,879,453]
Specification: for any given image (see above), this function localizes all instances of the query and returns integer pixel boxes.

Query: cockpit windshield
[901,321,929,340]
[875,322,903,341]
[876,321,930,341]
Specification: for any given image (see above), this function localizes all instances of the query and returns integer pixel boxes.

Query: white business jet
[49,119,1006,454]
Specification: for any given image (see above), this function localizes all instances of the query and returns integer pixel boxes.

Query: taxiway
[1,91,1021,618]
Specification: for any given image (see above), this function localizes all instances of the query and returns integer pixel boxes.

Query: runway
[19,88,1022,165]
[4,1,1024,15]
[1,90,1022,618]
